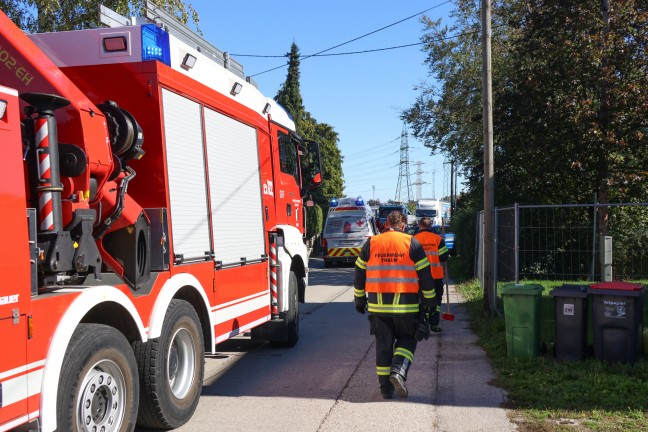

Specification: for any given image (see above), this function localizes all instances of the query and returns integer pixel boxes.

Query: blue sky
[187,0,457,202]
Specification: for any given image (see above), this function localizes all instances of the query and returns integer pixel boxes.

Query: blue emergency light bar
[355,197,364,206]
[141,24,171,66]
[330,198,338,207]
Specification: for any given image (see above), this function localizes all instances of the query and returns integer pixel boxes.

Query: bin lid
[500,283,544,295]
[550,284,588,298]
[590,282,644,291]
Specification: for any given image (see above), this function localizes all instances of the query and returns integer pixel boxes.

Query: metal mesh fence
[608,205,648,280]
[517,205,596,281]
[495,207,517,282]
[482,203,648,284]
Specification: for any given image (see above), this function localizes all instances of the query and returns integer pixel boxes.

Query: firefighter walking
[414,217,450,332]
[353,211,435,399]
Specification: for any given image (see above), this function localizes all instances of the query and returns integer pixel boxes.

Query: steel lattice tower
[413,161,426,201]
[395,126,413,203]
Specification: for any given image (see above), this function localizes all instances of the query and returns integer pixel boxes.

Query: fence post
[590,197,598,281]
[493,208,498,291]
[599,234,613,281]
[476,210,484,288]
[514,203,519,283]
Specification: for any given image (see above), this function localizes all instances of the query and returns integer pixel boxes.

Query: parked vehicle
[405,225,456,256]
[0,5,322,431]
[376,203,415,231]
[437,227,456,256]
[322,197,378,267]
[415,199,438,223]
[415,199,451,226]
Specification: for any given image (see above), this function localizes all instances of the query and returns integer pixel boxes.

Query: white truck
[415,199,451,226]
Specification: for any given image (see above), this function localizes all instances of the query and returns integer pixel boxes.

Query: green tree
[498,0,648,233]
[275,43,344,241]
[275,43,345,207]
[275,43,305,131]
[0,0,200,33]
[404,0,648,231]
[302,113,344,205]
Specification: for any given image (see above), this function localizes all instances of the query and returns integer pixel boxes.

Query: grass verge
[456,279,648,432]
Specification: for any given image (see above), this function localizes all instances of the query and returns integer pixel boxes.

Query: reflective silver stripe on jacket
[366,265,416,271]
[366,277,419,284]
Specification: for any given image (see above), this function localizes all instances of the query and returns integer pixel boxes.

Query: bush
[305,204,323,250]
[451,205,479,280]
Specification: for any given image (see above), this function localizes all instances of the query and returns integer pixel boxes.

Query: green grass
[456,279,648,432]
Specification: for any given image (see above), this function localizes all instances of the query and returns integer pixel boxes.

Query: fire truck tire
[133,300,204,429]
[271,270,299,347]
[57,323,139,432]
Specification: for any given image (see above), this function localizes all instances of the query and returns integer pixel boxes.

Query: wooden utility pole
[482,0,495,314]
[450,160,455,217]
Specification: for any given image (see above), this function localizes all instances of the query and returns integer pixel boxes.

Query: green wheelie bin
[501,283,543,358]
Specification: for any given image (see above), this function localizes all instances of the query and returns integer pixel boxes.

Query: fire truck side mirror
[302,140,322,191]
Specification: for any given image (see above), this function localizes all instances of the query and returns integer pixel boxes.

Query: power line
[234,1,450,58]
[344,150,400,169]
[343,135,401,158]
[244,0,453,77]
[237,29,479,60]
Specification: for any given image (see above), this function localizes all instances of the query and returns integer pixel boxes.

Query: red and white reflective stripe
[35,118,54,231]
[269,240,278,316]
[328,247,361,257]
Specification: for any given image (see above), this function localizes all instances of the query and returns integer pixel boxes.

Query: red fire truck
[0,3,321,431]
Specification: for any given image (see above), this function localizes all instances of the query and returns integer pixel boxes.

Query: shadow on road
[308,257,355,287]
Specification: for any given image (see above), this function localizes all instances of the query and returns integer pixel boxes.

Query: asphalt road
[144,258,518,432]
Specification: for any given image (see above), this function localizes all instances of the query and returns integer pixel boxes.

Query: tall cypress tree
[275,42,344,206]
[275,43,305,130]
[275,42,345,242]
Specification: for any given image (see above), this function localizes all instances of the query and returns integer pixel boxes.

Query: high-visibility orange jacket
[414,229,449,280]
[354,230,435,315]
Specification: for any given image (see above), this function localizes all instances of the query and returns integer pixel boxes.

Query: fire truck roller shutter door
[203,107,265,265]
[162,90,211,263]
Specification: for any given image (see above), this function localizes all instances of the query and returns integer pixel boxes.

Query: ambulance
[321,197,378,267]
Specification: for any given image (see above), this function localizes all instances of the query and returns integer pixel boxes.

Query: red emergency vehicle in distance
[0,3,321,431]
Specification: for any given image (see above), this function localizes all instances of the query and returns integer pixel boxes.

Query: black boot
[379,375,394,399]
[389,372,408,398]
[390,356,412,398]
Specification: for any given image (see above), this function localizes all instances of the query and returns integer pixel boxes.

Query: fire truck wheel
[134,299,204,429]
[271,270,299,347]
[57,323,139,432]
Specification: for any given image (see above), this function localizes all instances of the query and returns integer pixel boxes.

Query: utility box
[551,285,588,361]
[589,282,644,364]
[501,283,543,358]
